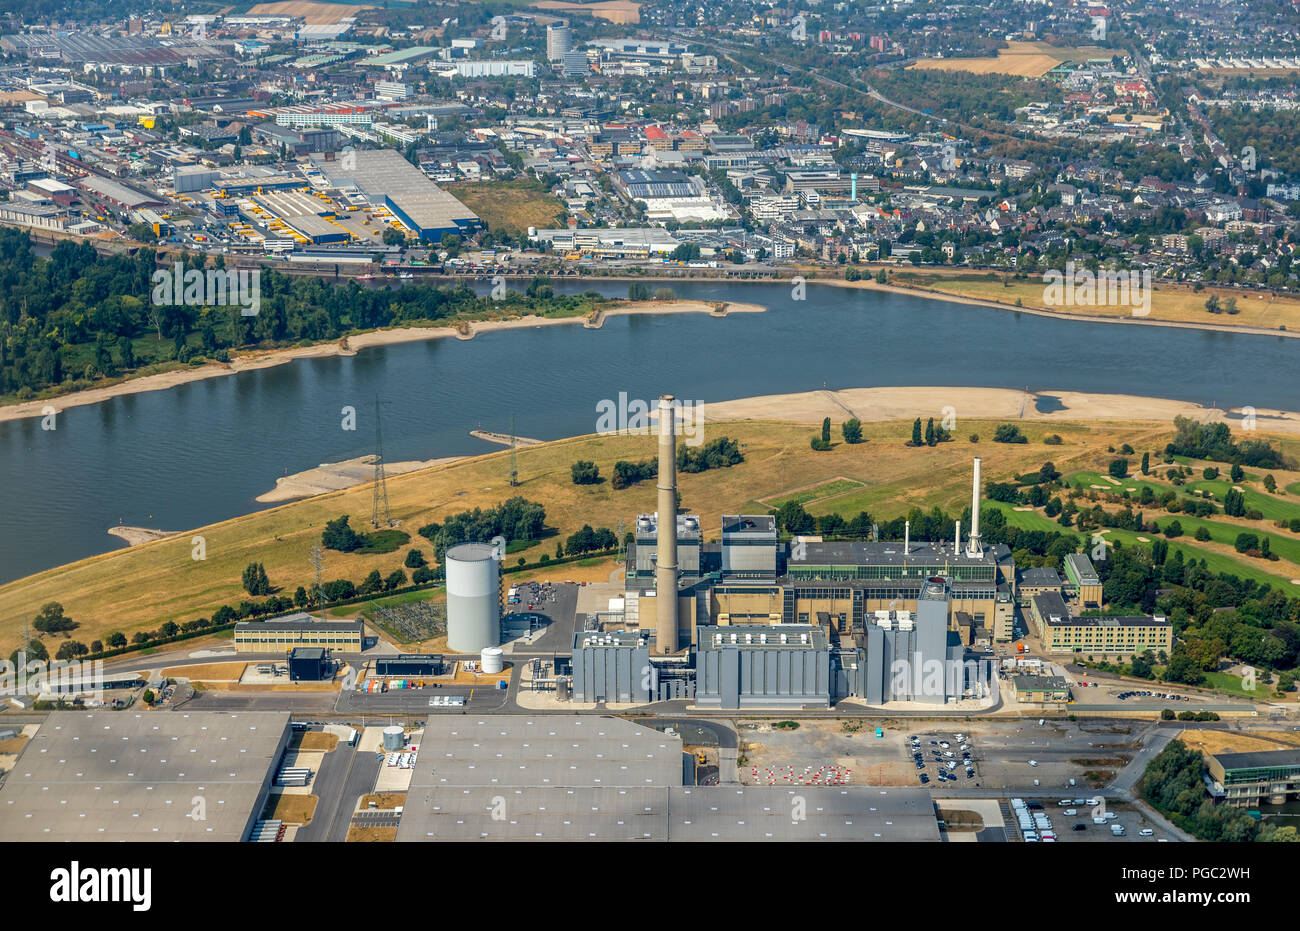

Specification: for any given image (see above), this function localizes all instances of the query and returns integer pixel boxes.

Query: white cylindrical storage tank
[445,542,500,652]
[480,647,504,674]
[382,725,404,752]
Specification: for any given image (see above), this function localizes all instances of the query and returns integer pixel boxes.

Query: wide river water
[1,279,1297,584]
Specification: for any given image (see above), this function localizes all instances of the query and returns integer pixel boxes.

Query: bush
[810,436,831,451]
[1044,434,1062,445]
[404,549,428,569]
[1108,458,1129,479]
[993,424,1027,444]
[571,460,601,484]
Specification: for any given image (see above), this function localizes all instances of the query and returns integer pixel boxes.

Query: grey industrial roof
[290,647,325,660]
[235,614,362,633]
[722,514,777,535]
[1012,675,1069,691]
[1020,567,1063,585]
[395,715,939,841]
[1211,749,1300,770]
[310,148,476,232]
[698,624,829,650]
[788,540,1007,568]
[0,711,289,842]
[1065,553,1101,584]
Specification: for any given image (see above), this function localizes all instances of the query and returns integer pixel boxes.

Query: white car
[1028,760,1038,767]
[1093,816,1107,825]
[1140,829,1154,836]
[1063,809,1078,816]
[1058,799,1072,806]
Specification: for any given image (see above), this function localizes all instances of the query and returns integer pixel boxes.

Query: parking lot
[910,730,980,789]
[1007,796,1169,843]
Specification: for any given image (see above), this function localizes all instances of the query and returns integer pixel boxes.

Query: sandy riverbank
[255,454,465,504]
[701,386,1300,435]
[819,276,1300,339]
[107,526,180,546]
[0,299,765,424]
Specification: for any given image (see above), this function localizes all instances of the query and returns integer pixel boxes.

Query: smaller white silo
[382,725,404,752]
[480,647,504,674]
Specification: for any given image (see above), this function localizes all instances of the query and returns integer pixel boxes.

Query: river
[1,279,1296,584]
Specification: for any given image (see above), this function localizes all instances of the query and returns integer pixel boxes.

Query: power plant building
[695,624,832,709]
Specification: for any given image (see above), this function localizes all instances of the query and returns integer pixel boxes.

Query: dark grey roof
[1211,749,1300,770]
[1020,567,1063,585]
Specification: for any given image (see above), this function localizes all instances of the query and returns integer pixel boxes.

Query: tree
[10,639,48,665]
[1163,520,1183,538]
[405,549,428,569]
[142,689,155,704]
[1264,473,1277,492]
[811,435,831,451]
[322,515,362,552]
[841,418,863,444]
[385,569,407,590]
[925,418,936,446]
[1141,452,1150,475]
[1109,458,1129,479]
[33,601,76,635]
[571,460,601,484]
[107,631,127,648]
[993,424,1027,444]
[821,417,831,445]
[242,562,270,595]
[910,417,923,446]
[360,569,384,595]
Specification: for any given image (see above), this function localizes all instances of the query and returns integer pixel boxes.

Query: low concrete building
[1064,553,1103,606]
[1011,674,1071,703]
[233,614,363,653]
[1206,749,1300,807]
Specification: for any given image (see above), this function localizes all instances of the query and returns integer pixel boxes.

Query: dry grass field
[260,793,318,824]
[0,416,1204,654]
[530,0,640,25]
[160,662,246,681]
[886,270,1300,333]
[443,181,566,236]
[246,1,372,23]
[1175,729,1300,755]
[909,41,1109,77]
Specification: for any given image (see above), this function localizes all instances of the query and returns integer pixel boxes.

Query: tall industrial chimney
[955,519,961,551]
[655,395,679,653]
[967,457,982,557]
[903,520,910,555]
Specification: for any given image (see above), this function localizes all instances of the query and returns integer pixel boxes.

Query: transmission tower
[372,396,392,528]
[309,544,325,622]
[509,412,519,487]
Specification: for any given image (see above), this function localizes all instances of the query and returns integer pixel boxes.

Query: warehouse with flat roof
[395,715,940,841]
[310,148,478,240]
[0,711,290,841]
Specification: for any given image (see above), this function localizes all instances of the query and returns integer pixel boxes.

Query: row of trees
[0,230,608,400]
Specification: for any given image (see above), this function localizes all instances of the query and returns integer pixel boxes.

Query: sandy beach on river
[701,386,1300,435]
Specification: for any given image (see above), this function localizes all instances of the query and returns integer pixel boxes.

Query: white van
[1139,829,1154,836]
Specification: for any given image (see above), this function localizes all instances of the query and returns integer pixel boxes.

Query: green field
[984,501,1298,589]
[1070,469,1300,524]
[765,478,864,509]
